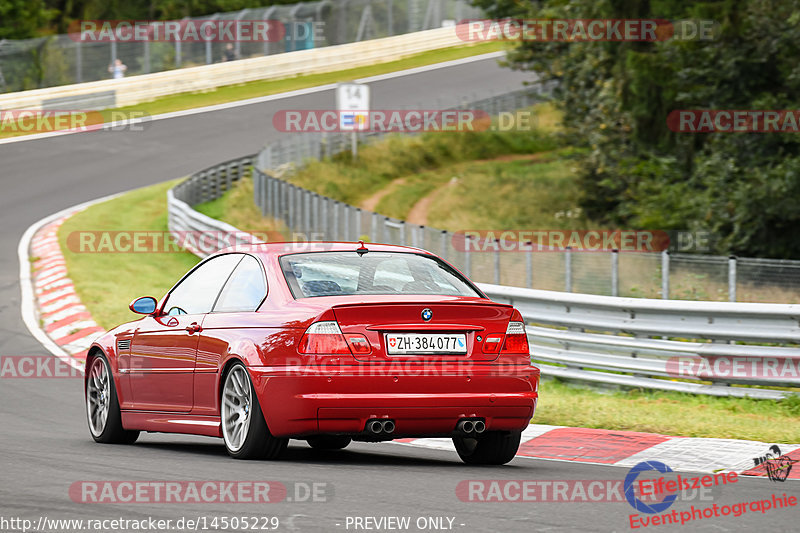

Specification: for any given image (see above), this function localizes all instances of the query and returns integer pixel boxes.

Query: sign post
[336,82,370,159]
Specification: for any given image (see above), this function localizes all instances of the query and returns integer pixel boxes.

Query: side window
[214,255,267,313]
[164,254,243,316]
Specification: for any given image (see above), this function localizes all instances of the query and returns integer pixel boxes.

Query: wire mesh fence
[0,0,481,93]
[169,84,800,304]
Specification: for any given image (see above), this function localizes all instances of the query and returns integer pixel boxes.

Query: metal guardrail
[168,156,262,256]
[167,153,800,399]
[481,283,799,399]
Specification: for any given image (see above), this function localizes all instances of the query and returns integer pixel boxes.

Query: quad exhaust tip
[366,419,395,434]
[457,418,486,434]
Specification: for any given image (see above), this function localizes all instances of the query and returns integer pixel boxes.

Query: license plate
[385,333,467,355]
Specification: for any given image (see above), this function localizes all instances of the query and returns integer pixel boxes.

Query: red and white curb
[400,425,799,479]
[30,216,105,364]
[19,194,121,372]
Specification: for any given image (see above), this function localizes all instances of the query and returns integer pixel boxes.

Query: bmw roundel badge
[421,308,433,321]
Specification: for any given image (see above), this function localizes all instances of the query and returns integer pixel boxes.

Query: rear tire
[453,431,521,465]
[306,436,351,450]
[86,354,139,444]
[221,363,287,460]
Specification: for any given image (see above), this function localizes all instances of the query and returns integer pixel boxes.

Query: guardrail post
[356,208,362,240]
[110,40,117,70]
[661,250,670,299]
[332,202,340,240]
[321,197,329,240]
[611,249,619,297]
[464,235,471,278]
[274,179,280,219]
[258,173,266,216]
[344,204,350,240]
[729,255,737,302]
[565,246,572,292]
[526,241,533,288]
[75,41,83,83]
[494,240,501,285]
[287,186,295,231]
[440,230,448,261]
[371,213,378,242]
[304,191,311,236]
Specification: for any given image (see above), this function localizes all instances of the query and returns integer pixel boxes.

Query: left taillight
[298,321,352,355]
[501,321,529,354]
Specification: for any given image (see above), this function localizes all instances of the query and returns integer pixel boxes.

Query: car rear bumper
[248,364,539,438]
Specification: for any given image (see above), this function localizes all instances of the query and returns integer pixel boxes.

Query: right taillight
[298,321,351,355]
[501,321,529,354]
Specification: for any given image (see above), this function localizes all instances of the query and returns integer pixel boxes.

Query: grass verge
[1,41,505,140]
[58,180,200,330]
[56,179,800,442]
[537,378,800,443]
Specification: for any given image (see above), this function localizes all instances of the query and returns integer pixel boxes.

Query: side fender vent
[117,339,131,351]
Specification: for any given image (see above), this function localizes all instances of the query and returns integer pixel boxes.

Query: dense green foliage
[473,0,800,258]
[0,0,313,38]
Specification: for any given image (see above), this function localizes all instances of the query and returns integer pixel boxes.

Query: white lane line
[0,51,505,146]
[18,193,121,372]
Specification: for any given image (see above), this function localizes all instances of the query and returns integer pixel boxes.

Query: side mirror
[129,296,157,315]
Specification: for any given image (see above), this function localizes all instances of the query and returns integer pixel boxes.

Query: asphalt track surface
[0,56,796,532]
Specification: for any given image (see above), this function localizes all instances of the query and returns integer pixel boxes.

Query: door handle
[185,323,202,334]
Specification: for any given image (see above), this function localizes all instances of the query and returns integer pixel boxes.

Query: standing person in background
[108,59,127,79]
[222,43,237,62]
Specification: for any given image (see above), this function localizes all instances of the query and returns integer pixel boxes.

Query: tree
[472,0,800,258]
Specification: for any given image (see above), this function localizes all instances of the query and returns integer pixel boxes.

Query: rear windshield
[279,251,483,299]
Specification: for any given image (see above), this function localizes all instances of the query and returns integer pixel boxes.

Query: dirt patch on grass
[406,178,458,226]
[361,178,407,211]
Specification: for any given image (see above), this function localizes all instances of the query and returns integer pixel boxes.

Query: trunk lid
[332,300,513,362]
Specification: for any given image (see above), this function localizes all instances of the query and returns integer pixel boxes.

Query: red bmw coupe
[84,242,539,464]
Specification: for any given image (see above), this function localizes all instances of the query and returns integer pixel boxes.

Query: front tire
[453,431,521,465]
[221,363,287,460]
[86,354,139,444]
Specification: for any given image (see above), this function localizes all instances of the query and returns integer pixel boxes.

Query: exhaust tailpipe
[474,420,486,433]
[457,420,475,433]
[383,420,395,433]
[367,420,384,434]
